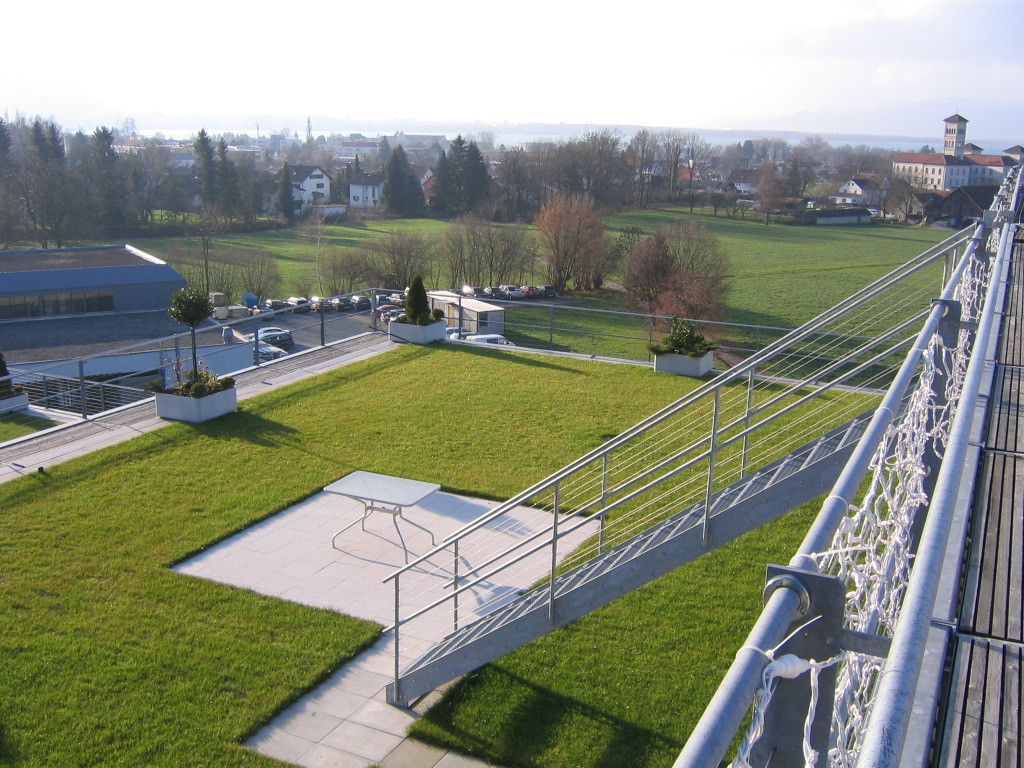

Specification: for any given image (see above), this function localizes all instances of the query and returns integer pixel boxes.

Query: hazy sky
[5,0,1022,140]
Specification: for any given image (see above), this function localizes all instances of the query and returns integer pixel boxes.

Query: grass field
[0,410,53,443]
[133,209,953,332]
[0,344,705,766]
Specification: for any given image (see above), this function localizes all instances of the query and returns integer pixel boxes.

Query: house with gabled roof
[288,165,331,205]
[832,174,887,206]
[349,172,385,208]
[727,169,758,196]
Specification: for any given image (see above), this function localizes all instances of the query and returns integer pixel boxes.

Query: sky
[4,0,1023,144]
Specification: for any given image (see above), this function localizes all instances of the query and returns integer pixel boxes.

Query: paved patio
[174,484,598,768]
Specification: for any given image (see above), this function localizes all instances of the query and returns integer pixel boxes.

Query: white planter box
[0,393,29,415]
[653,351,714,377]
[155,387,237,423]
[389,320,447,344]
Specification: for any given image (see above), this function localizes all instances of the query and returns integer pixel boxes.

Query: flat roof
[0,245,166,274]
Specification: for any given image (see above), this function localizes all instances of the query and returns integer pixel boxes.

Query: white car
[464,334,516,346]
[256,342,287,361]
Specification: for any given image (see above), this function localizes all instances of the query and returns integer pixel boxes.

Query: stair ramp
[382,227,978,706]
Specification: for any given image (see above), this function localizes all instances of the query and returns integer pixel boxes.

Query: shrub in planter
[648,317,717,358]
[394,274,439,326]
[153,368,235,398]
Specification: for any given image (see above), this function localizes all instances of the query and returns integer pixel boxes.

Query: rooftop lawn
[0,344,701,767]
[0,411,54,443]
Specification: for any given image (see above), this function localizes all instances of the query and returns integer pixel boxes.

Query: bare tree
[322,249,372,295]
[626,130,658,208]
[623,222,730,322]
[660,131,685,201]
[755,164,783,225]
[373,231,434,289]
[535,194,607,293]
[236,250,282,303]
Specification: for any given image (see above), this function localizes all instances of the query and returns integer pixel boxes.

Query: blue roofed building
[0,244,186,320]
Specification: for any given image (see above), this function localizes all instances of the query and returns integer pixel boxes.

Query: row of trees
[0,118,274,249]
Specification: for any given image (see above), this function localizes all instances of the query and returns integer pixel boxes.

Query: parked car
[250,327,294,349]
[483,287,508,300]
[349,295,371,310]
[263,299,286,311]
[256,342,287,361]
[520,285,541,298]
[388,292,407,305]
[464,334,516,346]
[373,303,402,319]
[384,308,406,321]
[538,284,558,298]
[286,296,312,312]
[249,304,272,318]
[330,296,354,311]
[461,285,485,298]
[309,295,333,311]
[499,285,525,299]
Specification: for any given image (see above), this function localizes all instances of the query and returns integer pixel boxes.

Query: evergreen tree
[216,139,241,220]
[193,129,218,207]
[378,136,391,168]
[428,136,489,218]
[382,145,424,217]
[429,151,454,217]
[464,141,490,211]
[88,127,129,237]
[277,162,296,222]
[405,273,430,325]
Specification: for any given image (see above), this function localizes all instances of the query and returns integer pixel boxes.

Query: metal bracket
[751,566,848,767]
[841,628,892,658]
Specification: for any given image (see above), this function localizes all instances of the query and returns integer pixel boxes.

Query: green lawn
[0,410,53,443]
[0,344,702,767]
[132,209,951,334]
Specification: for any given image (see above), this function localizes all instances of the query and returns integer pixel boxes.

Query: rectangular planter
[653,351,715,377]
[155,387,237,423]
[0,393,29,415]
[389,320,447,344]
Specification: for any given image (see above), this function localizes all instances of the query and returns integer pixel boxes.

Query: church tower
[943,114,968,158]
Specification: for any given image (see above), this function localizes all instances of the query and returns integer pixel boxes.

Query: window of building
[0,290,113,320]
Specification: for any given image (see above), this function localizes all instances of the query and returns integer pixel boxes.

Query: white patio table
[325,471,439,562]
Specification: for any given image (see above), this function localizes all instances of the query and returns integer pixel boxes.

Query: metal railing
[381,222,979,706]
[671,167,1021,768]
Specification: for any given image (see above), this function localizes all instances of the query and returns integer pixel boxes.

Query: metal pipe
[855,220,1013,768]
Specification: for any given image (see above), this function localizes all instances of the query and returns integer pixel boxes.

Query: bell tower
[943,114,968,158]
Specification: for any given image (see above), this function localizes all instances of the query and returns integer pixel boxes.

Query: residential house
[727,169,758,196]
[932,185,999,227]
[832,174,886,207]
[349,172,385,208]
[289,165,331,205]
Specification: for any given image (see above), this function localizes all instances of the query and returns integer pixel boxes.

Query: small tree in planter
[389,274,446,343]
[167,287,213,380]
[158,288,236,420]
[648,317,717,376]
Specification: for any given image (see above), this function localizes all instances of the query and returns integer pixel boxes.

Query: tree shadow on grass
[188,410,302,448]
[415,665,682,768]
[450,345,587,375]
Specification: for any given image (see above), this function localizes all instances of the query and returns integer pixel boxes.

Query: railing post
[549,305,554,347]
[599,454,609,553]
[549,481,560,622]
[909,299,962,553]
[741,368,755,477]
[453,541,460,633]
[173,336,182,384]
[320,301,326,347]
[392,572,402,705]
[746,566,847,768]
[703,388,721,545]
[78,360,88,419]
[43,375,49,407]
